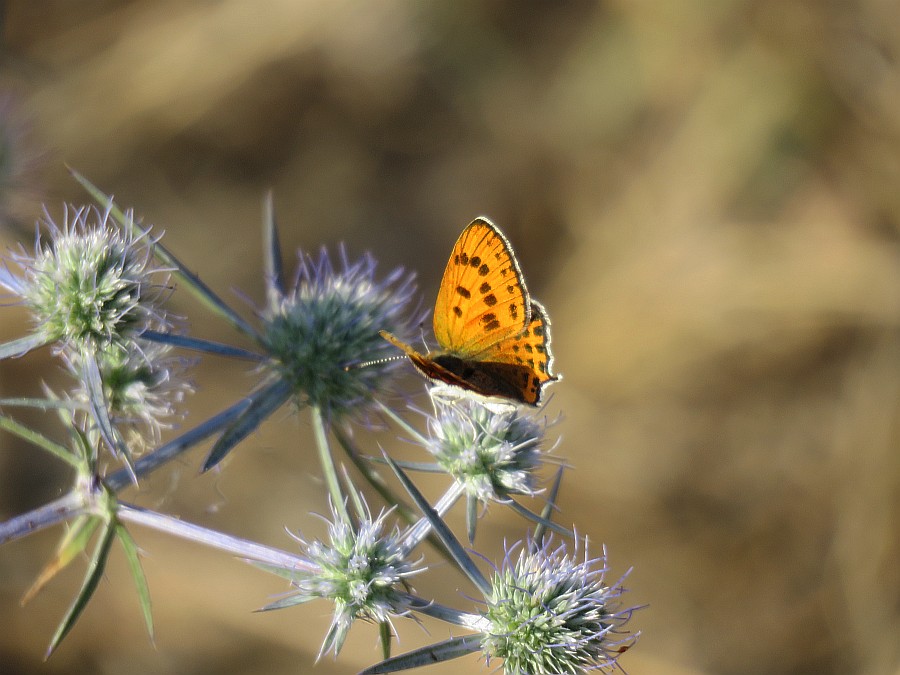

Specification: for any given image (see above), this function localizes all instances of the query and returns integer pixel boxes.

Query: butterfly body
[382,217,558,405]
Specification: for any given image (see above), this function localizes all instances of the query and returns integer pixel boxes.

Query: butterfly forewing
[433,218,531,358]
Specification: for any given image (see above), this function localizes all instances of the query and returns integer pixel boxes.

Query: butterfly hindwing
[380,329,535,403]
[433,218,531,358]
[480,300,558,403]
[430,353,543,404]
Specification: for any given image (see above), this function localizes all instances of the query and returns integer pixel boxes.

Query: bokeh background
[1,2,899,674]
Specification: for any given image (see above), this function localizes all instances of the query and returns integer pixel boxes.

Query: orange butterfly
[381,217,559,405]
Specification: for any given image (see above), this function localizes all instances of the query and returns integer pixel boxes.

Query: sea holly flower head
[1,204,167,354]
[424,395,547,503]
[286,501,421,657]
[263,246,419,419]
[482,538,637,674]
[65,341,192,452]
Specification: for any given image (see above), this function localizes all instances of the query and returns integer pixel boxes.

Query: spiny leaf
[0,334,50,360]
[0,414,80,469]
[105,395,253,491]
[358,635,482,674]
[45,518,116,658]
[82,348,135,480]
[115,524,154,642]
[256,594,316,612]
[201,379,292,472]
[246,559,304,582]
[382,452,490,596]
[139,330,264,361]
[466,494,478,544]
[507,498,573,540]
[262,191,285,314]
[21,516,101,605]
[0,397,86,412]
[532,465,565,549]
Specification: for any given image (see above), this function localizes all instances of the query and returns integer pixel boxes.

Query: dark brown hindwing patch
[431,355,541,404]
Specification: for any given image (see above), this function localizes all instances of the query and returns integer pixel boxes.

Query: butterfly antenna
[417,322,430,349]
[344,354,406,371]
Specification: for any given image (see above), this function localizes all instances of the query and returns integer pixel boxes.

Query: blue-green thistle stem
[117,503,316,572]
[310,405,349,524]
[0,492,89,546]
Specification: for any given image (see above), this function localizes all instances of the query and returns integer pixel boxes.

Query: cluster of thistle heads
[0,173,638,673]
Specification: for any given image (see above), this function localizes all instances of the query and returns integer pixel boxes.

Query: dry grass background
[1,1,898,674]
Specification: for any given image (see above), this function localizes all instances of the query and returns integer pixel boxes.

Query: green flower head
[263,246,420,418]
[425,396,548,503]
[483,538,637,674]
[3,204,167,353]
[287,501,422,658]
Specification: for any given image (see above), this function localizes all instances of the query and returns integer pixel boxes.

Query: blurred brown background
[1,1,899,674]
